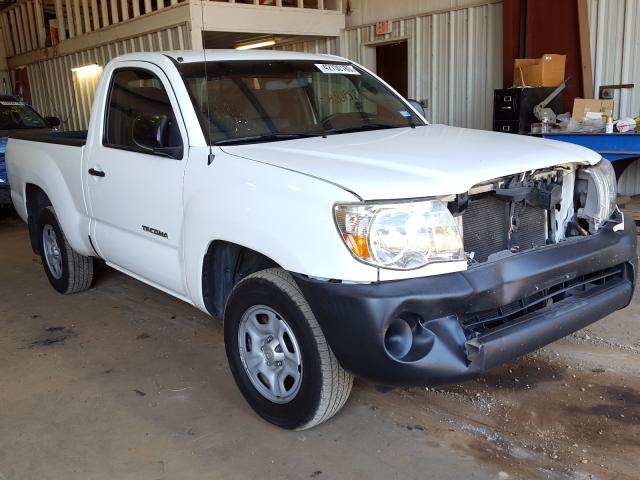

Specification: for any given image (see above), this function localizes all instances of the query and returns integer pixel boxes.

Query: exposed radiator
[462,195,546,263]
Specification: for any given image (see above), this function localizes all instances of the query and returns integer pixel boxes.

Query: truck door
[86,64,188,296]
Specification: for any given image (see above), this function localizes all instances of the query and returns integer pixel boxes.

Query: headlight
[581,159,617,230]
[334,199,465,270]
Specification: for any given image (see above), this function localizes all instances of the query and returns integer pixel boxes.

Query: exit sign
[376,20,393,35]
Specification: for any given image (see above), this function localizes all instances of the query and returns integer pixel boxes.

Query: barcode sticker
[315,64,360,75]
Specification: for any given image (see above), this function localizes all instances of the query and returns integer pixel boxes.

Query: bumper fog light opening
[384,314,437,362]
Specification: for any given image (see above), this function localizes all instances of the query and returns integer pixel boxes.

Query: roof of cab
[112,49,349,65]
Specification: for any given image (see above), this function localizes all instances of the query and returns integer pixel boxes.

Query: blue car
[0,95,59,206]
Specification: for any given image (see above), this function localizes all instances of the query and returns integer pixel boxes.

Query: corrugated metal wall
[588,0,640,119]
[27,23,191,130]
[277,2,502,130]
[344,1,502,130]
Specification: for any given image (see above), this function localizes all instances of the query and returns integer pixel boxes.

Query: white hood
[222,125,602,200]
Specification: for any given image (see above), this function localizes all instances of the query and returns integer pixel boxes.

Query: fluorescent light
[235,40,276,50]
[71,64,102,74]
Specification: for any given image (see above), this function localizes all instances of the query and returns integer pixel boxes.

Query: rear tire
[224,268,353,430]
[37,206,93,294]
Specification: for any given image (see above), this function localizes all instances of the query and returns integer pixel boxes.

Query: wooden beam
[100,0,108,27]
[132,0,141,18]
[90,0,100,30]
[577,0,594,98]
[1,13,15,56]
[120,0,129,21]
[17,4,31,52]
[73,0,83,35]
[65,0,75,37]
[34,0,47,47]
[25,1,38,50]
[81,0,91,33]
[20,3,33,51]
[9,9,24,55]
[54,0,66,41]
[110,0,119,24]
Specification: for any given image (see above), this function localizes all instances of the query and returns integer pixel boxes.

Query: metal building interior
[0,1,639,479]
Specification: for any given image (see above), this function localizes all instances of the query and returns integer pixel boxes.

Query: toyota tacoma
[5,51,636,429]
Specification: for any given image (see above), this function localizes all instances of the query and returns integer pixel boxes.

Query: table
[542,132,640,162]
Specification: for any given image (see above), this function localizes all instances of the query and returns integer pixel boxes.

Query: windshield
[178,60,425,145]
[0,100,48,130]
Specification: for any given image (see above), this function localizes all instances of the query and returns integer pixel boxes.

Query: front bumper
[294,214,637,387]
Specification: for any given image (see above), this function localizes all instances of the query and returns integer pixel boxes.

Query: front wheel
[224,268,353,430]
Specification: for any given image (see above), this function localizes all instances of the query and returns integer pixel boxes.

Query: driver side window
[104,69,182,158]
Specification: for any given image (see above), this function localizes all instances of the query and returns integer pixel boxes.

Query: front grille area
[462,194,546,263]
[462,265,626,334]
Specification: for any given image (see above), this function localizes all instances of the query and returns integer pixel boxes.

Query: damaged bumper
[294,214,637,387]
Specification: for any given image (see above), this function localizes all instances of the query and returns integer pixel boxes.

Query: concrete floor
[1,212,639,480]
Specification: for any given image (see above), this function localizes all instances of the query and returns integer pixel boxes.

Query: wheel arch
[201,239,282,318]
[25,183,52,254]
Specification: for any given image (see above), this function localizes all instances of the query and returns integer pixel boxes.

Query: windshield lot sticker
[0,101,24,106]
[315,64,360,75]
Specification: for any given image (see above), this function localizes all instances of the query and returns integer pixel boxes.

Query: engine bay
[450,163,619,266]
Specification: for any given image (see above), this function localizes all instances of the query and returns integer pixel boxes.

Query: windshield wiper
[324,123,402,135]
[215,132,325,146]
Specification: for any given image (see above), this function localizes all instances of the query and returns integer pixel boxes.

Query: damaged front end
[453,160,623,268]
[294,160,637,387]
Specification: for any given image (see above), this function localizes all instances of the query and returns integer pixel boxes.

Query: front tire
[37,206,94,294]
[224,268,353,430]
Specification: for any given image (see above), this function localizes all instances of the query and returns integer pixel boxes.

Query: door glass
[104,69,182,157]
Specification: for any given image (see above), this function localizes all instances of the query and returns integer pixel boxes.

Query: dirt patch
[360,349,640,479]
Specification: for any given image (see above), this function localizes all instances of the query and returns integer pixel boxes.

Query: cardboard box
[572,98,614,121]
[514,54,566,87]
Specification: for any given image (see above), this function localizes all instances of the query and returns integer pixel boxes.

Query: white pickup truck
[6,50,637,430]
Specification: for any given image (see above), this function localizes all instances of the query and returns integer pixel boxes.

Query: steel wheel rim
[238,305,303,404]
[42,224,63,280]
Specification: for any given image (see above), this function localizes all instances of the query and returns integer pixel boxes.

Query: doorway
[375,41,408,98]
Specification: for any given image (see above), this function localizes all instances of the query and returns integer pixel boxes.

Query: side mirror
[407,99,426,119]
[132,114,182,159]
[45,116,61,127]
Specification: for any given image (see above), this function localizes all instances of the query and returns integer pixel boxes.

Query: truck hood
[221,125,602,200]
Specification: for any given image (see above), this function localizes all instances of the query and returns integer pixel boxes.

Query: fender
[6,139,93,257]
[181,147,379,312]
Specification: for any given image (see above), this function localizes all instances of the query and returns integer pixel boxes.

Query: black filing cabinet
[494,87,564,134]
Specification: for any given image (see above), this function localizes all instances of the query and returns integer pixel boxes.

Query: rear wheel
[37,206,94,294]
[224,268,353,430]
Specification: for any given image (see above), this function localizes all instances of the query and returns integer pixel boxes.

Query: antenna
[200,0,214,165]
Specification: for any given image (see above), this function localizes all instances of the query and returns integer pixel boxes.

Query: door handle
[88,168,105,177]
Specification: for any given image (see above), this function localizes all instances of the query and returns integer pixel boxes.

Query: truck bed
[7,130,88,147]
